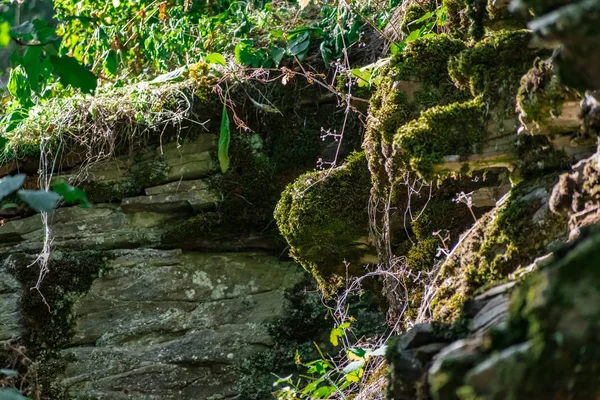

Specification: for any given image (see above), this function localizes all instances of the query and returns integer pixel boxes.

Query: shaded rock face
[0,134,310,399]
[60,250,303,400]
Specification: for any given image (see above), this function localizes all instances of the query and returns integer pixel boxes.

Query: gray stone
[396,324,438,351]
[465,341,533,396]
[121,187,218,214]
[0,263,21,341]
[54,249,305,399]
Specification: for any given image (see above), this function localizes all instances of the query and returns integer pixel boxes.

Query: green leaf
[50,55,97,94]
[270,46,285,66]
[103,50,118,78]
[342,360,365,374]
[390,42,403,55]
[149,66,186,84]
[235,40,260,67]
[248,96,282,114]
[32,19,55,43]
[112,0,121,6]
[8,66,33,107]
[339,322,351,329]
[218,104,231,173]
[18,190,61,212]
[52,181,90,208]
[205,53,226,66]
[0,369,18,377]
[287,31,310,57]
[0,21,11,47]
[312,386,336,399]
[0,388,28,400]
[330,327,343,347]
[0,175,25,201]
[22,46,43,93]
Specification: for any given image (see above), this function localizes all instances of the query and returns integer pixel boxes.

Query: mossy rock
[275,151,372,293]
[394,97,486,180]
[448,30,539,103]
[429,174,568,322]
[364,34,470,190]
[517,58,582,135]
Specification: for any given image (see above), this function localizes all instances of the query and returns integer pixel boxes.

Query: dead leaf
[299,0,311,9]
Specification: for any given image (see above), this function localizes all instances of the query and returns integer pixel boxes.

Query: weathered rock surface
[58,250,304,400]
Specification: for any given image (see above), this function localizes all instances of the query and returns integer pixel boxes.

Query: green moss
[448,30,538,102]
[394,97,486,180]
[513,135,570,181]
[517,58,582,134]
[275,151,371,293]
[7,251,108,350]
[401,4,430,34]
[364,34,470,191]
[430,175,568,321]
[162,212,220,243]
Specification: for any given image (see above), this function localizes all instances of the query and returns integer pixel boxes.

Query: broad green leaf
[287,31,310,57]
[32,19,55,43]
[339,322,351,329]
[52,181,90,208]
[218,104,231,173]
[0,136,6,152]
[390,42,403,55]
[407,11,434,27]
[312,386,336,399]
[3,109,29,132]
[0,174,25,201]
[8,66,33,107]
[347,348,367,360]
[0,21,10,47]
[0,369,18,377]
[149,66,186,84]
[103,50,118,78]
[22,46,43,93]
[205,53,226,66]
[1,203,19,210]
[18,190,61,212]
[342,359,365,374]
[0,388,28,400]
[345,368,362,383]
[235,41,260,67]
[50,55,97,94]
[270,46,285,66]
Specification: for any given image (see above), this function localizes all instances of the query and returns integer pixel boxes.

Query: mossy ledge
[275,151,373,293]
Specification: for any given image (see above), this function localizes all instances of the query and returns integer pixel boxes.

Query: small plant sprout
[454,191,478,223]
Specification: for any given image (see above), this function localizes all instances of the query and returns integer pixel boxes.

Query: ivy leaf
[205,52,226,66]
[8,66,33,107]
[50,55,97,94]
[0,21,10,47]
[18,190,61,212]
[0,174,25,201]
[218,104,231,173]
[52,181,90,208]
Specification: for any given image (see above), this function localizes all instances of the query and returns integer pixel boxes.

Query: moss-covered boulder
[428,222,600,399]
[429,174,568,322]
[275,151,373,292]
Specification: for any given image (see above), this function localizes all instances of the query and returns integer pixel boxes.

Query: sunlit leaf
[8,66,33,107]
[103,50,118,78]
[312,386,336,399]
[0,21,11,47]
[205,52,226,66]
[343,360,365,375]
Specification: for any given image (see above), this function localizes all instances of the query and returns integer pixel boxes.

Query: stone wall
[0,134,309,399]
